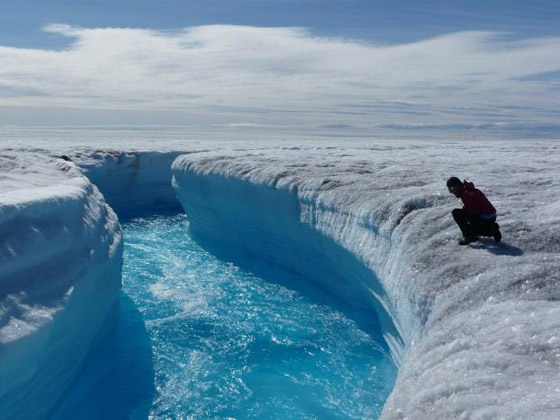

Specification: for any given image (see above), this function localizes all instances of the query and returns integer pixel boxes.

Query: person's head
[446,176,462,197]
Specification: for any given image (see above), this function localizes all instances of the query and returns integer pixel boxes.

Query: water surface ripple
[55,213,397,420]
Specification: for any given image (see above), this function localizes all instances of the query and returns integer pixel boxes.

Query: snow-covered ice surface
[0,150,122,420]
[1,128,560,420]
[172,141,560,420]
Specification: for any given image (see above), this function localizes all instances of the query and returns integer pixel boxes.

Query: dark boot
[492,223,502,243]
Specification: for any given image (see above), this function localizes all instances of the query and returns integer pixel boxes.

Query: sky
[1,0,560,138]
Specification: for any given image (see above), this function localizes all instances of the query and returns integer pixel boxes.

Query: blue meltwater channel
[52,213,397,420]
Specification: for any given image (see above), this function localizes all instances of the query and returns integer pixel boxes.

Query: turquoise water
[52,213,396,420]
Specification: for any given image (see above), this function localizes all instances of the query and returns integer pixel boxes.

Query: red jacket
[459,181,497,216]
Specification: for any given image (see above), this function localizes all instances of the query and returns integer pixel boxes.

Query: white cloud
[1,24,559,133]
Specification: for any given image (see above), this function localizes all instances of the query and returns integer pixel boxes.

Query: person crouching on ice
[447,177,502,245]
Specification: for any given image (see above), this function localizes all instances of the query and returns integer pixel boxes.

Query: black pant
[452,208,496,238]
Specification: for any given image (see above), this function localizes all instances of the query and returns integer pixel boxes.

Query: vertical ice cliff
[0,153,122,420]
[75,150,193,217]
[173,167,404,360]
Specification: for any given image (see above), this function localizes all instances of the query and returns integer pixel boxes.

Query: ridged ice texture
[76,150,187,217]
[0,152,122,420]
[172,143,560,420]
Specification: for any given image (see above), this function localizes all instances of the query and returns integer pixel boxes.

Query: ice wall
[76,150,186,217]
[172,169,404,360]
[172,146,560,420]
[0,153,122,420]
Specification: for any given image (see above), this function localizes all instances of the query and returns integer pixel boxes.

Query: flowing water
[52,213,396,420]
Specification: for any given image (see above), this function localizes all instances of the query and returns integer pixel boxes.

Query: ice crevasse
[1,142,560,420]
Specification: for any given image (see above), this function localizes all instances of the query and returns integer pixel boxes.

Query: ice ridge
[0,152,122,420]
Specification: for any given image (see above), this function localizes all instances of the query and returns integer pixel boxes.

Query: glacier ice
[0,152,122,420]
[170,143,560,420]
[1,137,559,420]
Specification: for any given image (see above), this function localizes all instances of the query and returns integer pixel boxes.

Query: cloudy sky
[1,1,559,138]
